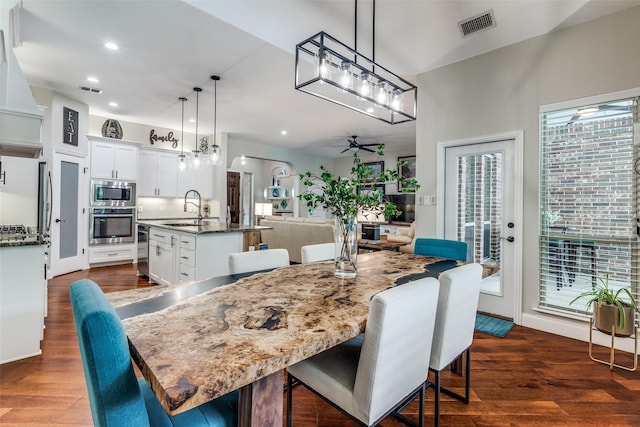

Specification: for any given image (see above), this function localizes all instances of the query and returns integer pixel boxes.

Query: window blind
[538,97,639,318]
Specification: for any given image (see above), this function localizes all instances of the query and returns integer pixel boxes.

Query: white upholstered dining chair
[286,277,441,427]
[228,248,289,275]
[301,242,334,264]
[428,263,483,427]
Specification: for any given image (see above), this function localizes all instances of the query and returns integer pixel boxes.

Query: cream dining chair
[228,248,289,275]
[428,263,483,427]
[301,242,335,264]
[287,277,441,427]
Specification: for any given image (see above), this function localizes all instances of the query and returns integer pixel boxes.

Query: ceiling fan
[341,136,378,154]
[566,103,633,125]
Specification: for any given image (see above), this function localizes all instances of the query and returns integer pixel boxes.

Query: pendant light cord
[213,79,217,146]
[179,97,187,156]
[353,0,376,66]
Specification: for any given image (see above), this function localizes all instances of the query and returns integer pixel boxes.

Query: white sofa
[259,216,334,263]
[383,222,416,253]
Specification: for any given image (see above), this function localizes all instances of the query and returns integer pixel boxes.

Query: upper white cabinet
[90,138,138,181]
[177,154,215,199]
[138,149,178,197]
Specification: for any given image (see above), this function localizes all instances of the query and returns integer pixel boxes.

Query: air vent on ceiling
[79,86,103,94]
[458,9,496,38]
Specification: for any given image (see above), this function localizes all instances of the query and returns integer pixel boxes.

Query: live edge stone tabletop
[108,251,461,419]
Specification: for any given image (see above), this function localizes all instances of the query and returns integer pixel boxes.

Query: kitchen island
[137,220,269,285]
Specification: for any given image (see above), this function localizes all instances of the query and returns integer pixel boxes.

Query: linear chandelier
[294,2,417,124]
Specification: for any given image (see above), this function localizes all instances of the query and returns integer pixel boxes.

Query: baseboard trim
[521,312,636,353]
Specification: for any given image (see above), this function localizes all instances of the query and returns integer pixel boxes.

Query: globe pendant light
[178,97,188,171]
[209,75,222,167]
[191,87,202,168]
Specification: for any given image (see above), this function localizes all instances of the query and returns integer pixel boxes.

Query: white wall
[415,6,640,334]
[227,136,331,217]
[332,147,416,197]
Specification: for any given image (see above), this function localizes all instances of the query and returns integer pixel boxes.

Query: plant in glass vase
[298,145,419,278]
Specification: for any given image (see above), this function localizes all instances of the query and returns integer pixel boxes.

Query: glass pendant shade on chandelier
[295,1,417,124]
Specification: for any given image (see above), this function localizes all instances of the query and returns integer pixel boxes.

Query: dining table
[110,251,461,426]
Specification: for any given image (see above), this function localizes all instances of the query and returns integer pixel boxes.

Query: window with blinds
[539,96,639,318]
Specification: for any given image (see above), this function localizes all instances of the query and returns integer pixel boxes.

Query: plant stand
[588,318,638,371]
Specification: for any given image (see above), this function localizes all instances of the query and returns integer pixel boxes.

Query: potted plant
[570,274,640,337]
[298,145,419,278]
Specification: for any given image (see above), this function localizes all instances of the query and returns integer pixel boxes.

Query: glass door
[443,137,521,320]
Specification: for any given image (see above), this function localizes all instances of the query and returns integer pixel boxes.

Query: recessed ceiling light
[281,130,287,135]
[104,41,119,50]
[188,118,196,123]
[109,101,118,107]
[87,76,99,83]
[366,107,375,113]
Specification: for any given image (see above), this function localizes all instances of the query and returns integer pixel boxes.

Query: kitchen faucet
[183,189,203,223]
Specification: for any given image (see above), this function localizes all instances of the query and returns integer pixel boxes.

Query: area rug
[474,313,514,338]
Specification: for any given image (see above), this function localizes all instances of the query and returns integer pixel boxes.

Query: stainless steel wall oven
[89,208,135,245]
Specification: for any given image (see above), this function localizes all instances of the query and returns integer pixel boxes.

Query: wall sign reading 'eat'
[63,107,79,146]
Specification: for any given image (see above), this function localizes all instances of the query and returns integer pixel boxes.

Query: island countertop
[137,219,270,235]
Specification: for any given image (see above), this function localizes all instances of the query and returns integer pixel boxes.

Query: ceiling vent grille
[458,10,496,37]
[79,86,103,94]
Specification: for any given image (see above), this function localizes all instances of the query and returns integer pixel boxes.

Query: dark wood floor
[1,264,640,426]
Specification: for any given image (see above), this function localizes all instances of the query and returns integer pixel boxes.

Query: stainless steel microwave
[90,180,136,207]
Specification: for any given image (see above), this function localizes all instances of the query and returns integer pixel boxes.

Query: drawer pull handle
[181,272,188,277]
[181,256,189,260]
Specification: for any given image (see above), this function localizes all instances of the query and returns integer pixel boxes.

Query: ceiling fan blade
[360,143,379,147]
[340,148,350,153]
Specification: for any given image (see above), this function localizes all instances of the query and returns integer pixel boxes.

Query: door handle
[500,236,515,243]
[55,218,65,223]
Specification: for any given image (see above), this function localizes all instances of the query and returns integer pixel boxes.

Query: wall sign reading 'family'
[149,129,179,148]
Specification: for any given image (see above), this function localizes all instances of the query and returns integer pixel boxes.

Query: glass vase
[334,215,357,278]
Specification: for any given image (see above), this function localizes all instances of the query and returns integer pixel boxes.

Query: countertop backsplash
[137,197,220,221]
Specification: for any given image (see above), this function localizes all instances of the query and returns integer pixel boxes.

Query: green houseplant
[298,145,419,278]
[570,274,640,336]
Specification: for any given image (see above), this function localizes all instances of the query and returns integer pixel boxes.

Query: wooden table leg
[238,370,284,427]
[450,353,465,376]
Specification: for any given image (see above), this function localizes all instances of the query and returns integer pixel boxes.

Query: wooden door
[227,171,240,224]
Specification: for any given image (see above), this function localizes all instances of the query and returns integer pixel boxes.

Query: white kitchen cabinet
[90,139,138,181]
[177,156,215,199]
[178,234,196,282]
[147,226,243,285]
[88,244,135,264]
[1,245,46,364]
[138,149,178,197]
[148,228,177,285]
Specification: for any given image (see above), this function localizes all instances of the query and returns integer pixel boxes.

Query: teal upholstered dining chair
[69,279,238,427]
[413,238,468,262]
[287,277,441,427]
